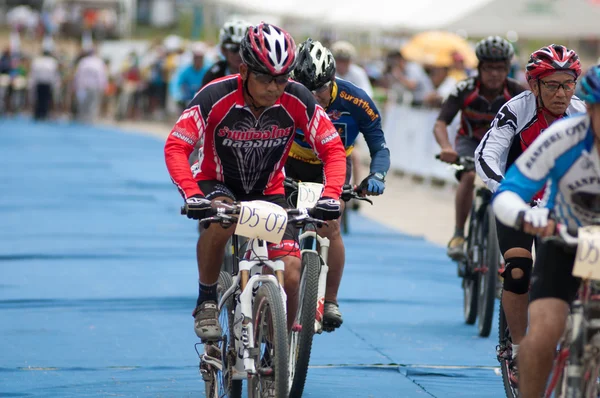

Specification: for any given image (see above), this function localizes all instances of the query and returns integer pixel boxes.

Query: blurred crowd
[0,19,579,125]
[6,4,118,41]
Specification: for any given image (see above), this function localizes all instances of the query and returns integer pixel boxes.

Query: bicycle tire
[498,298,518,398]
[205,271,242,398]
[248,281,289,398]
[289,251,320,398]
[463,204,479,325]
[477,207,499,337]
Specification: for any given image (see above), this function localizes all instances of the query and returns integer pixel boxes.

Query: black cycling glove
[311,197,341,221]
[185,195,212,220]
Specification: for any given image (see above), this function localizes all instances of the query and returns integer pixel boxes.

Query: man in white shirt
[330,40,373,191]
[30,45,60,120]
[73,48,107,123]
[331,41,373,96]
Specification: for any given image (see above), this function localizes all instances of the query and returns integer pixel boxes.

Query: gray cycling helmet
[292,38,336,91]
[475,36,514,63]
[219,19,252,48]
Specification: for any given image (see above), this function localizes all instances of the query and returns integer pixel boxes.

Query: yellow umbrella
[401,31,478,68]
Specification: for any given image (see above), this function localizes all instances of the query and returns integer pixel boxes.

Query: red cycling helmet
[526,44,581,81]
[240,22,296,75]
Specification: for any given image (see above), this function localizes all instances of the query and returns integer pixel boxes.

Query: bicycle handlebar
[283,177,373,205]
[434,154,476,172]
[180,200,328,228]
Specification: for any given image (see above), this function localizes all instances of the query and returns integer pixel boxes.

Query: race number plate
[296,182,324,209]
[234,200,288,243]
[572,226,600,280]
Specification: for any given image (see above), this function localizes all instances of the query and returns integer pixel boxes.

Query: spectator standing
[73,48,107,123]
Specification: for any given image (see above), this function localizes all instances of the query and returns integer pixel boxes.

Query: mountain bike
[182,200,325,398]
[540,223,600,398]
[283,177,371,397]
[436,155,502,337]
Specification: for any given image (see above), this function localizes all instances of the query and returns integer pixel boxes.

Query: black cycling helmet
[475,36,514,63]
[292,38,336,91]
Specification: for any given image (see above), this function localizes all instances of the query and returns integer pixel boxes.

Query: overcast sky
[217,0,495,29]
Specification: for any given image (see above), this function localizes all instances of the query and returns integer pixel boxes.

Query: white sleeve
[475,103,518,192]
[493,191,530,228]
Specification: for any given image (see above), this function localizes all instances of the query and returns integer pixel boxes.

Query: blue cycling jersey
[495,113,600,231]
[288,77,390,175]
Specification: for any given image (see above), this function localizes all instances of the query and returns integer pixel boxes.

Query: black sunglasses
[252,71,289,85]
[539,79,577,93]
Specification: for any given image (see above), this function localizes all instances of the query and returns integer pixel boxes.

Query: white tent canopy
[444,0,600,39]
[216,0,493,30]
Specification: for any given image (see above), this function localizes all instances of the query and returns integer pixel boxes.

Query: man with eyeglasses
[475,44,585,387]
[200,19,251,87]
[164,23,347,342]
[491,64,600,398]
[286,39,390,331]
[434,36,525,261]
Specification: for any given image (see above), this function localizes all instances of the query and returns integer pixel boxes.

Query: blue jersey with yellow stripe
[288,78,390,174]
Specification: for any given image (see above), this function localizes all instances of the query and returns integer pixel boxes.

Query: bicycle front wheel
[289,251,320,398]
[204,271,242,398]
[477,207,499,337]
[463,205,479,325]
[249,281,289,398]
[498,299,518,398]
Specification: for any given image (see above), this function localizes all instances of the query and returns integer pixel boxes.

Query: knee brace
[502,257,533,295]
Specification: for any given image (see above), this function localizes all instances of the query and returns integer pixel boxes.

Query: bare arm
[433,120,452,150]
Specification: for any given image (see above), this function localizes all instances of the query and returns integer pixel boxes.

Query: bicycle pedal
[205,344,222,358]
[322,321,341,333]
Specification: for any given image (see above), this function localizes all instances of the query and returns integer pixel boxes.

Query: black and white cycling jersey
[475,90,586,193]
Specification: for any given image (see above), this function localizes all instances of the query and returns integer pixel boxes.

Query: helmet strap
[243,74,266,112]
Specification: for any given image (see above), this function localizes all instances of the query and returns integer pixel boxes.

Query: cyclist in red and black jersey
[164,23,347,342]
[433,36,526,260]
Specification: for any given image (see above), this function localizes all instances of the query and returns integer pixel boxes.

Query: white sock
[512,344,519,359]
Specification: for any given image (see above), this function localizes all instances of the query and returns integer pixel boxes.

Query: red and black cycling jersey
[164,74,347,200]
[437,77,525,141]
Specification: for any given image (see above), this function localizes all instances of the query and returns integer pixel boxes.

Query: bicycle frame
[545,281,600,398]
[214,235,287,379]
[298,228,331,333]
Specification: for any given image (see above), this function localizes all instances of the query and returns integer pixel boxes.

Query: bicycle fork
[565,302,584,397]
